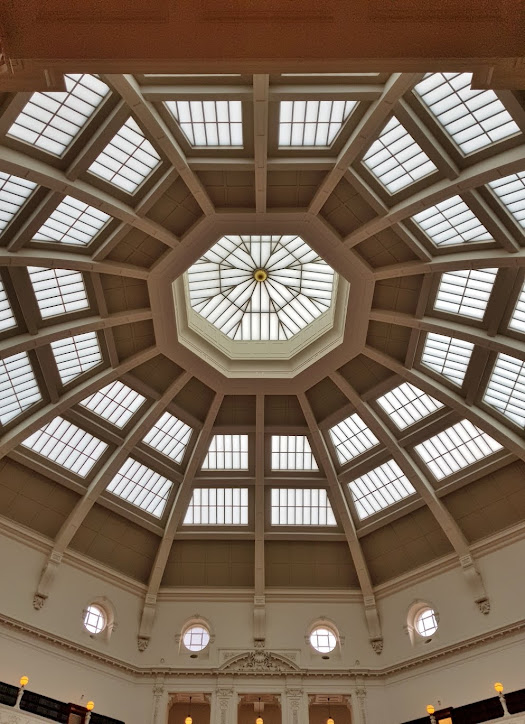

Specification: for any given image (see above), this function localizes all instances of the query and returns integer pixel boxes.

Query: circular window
[183,624,210,652]
[309,626,337,653]
[415,607,438,637]
[83,604,106,634]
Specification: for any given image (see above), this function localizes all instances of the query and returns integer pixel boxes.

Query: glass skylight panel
[183,487,249,525]
[412,196,492,247]
[0,278,16,332]
[329,413,379,465]
[270,488,336,526]
[414,73,520,155]
[187,235,335,341]
[201,434,249,470]
[33,196,111,246]
[88,117,161,193]
[362,116,437,193]
[80,380,146,428]
[270,435,318,471]
[278,100,357,147]
[434,268,497,319]
[483,353,525,428]
[8,74,109,156]
[142,412,192,463]
[165,100,243,147]
[509,282,525,333]
[0,352,42,425]
[51,332,102,384]
[28,267,89,318]
[348,459,416,520]
[21,416,107,477]
[489,172,525,229]
[376,382,444,430]
[414,419,502,480]
[0,172,36,235]
[106,458,173,518]
[421,333,474,386]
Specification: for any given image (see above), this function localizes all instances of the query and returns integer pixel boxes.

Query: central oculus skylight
[187,235,335,341]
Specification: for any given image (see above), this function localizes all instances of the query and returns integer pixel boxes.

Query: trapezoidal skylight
[8,74,109,156]
[414,73,520,155]
[0,172,37,235]
[270,488,336,526]
[21,416,108,477]
[0,352,42,425]
[328,413,379,465]
[483,353,525,428]
[348,459,416,520]
[88,117,161,193]
[362,116,437,193]
[106,458,173,518]
[142,411,192,463]
[51,332,102,384]
[201,434,249,470]
[421,333,474,386]
[80,380,146,428]
[0,277,16,332]
[270,435,318,471]
[28,267,89,319]
[434,268,497,319]
[278,100,357,147]
[33,196,111,246]
[165,100,243,147]
[489,172,525,229]
[187,235,334,341]
[183,487,249,525]
[376,382,444,430]
[509,281,525,333]
[414,419,502,481]
[412,196,492,247]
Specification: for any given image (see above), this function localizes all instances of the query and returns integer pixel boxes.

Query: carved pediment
[220,649,300,673]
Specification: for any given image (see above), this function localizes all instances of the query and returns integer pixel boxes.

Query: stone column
[282,688,308,724]
[212,688,236,724]
[351,688,368,724]
[151,684,170,724]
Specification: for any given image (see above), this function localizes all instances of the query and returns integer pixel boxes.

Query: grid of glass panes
[415,608,438,637]
[83,604,106,634]
[270,488,336,526]
[414,73,520,155]
[165,100,243,147]
[142,412,192,463]
[310,627,337,652]
[278,100,357,146]
[362,116,437,193]
[414,419,502,480]
[270,435,318,470]
[328,413,379,465]
[28,267,89,318]
[421,333,474,386]
[348,460,416,520]
[509,281,525,333]
[489,172,525,229]
[412,196,492,247]
[184,488,249,525]
[0,352,42,425]
[483,353,525,428]
[80,381,145,428]
[434,268,497,319]
[33,196,111,246]
[106,458,173,518]
[21,416,108,477]
[8,74,110,156]
[201,434,249,470]
[0,277,16,332]
[88,117,161,193]
[0,172,36,235]
[183,626,210,651]
[376,382,444,430]
[51,332,102,384]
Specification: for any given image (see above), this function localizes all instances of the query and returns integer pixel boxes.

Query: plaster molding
[219,649,300,674]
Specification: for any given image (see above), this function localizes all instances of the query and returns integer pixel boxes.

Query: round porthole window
[415,607,438,637]
[83,604,107,634]
[309,626,337,653]
[183,624,210,652]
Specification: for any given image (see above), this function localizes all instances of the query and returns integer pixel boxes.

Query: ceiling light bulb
[494,683,504,693]
[256,717,263,724]
[185,717,193,724]
[426,705,435,715]
[327,718,335,724]
[86,702,95,711]
[19,676,28,688]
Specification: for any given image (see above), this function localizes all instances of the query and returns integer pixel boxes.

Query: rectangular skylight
[21,416,108,477]
[412,196,492,247]
[489,172,525,229]
[142,411,192,463]
[509,281,525,334]
[0,172,37,235]
[80,380,146,428]
[434,268,497,319]
[165,100,243,147]
[51,332,102,384]
[33,196,111,246]
[183,487,249,525]
[348,459,416,520]
[270,435,318,471]
[106,458,173,518]
[329,413,379,465]
[202,434,249,470]
[414,419,502,480]
[376,382,444,430]
[0,352,42,425]
[28,267,89,319]
[270,488,336,526]
[421,333,474,386]
[483,353,525,428]
[278,100,357,147]
[362,116,437,194]
[8,74,109,156]
[0,277,16,332]
[88,117,161,193]
[414,73,520,155]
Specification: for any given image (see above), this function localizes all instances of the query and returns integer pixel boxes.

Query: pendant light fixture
[185,696,193,724]
[255,697,263,724]
[327,697,334,724]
